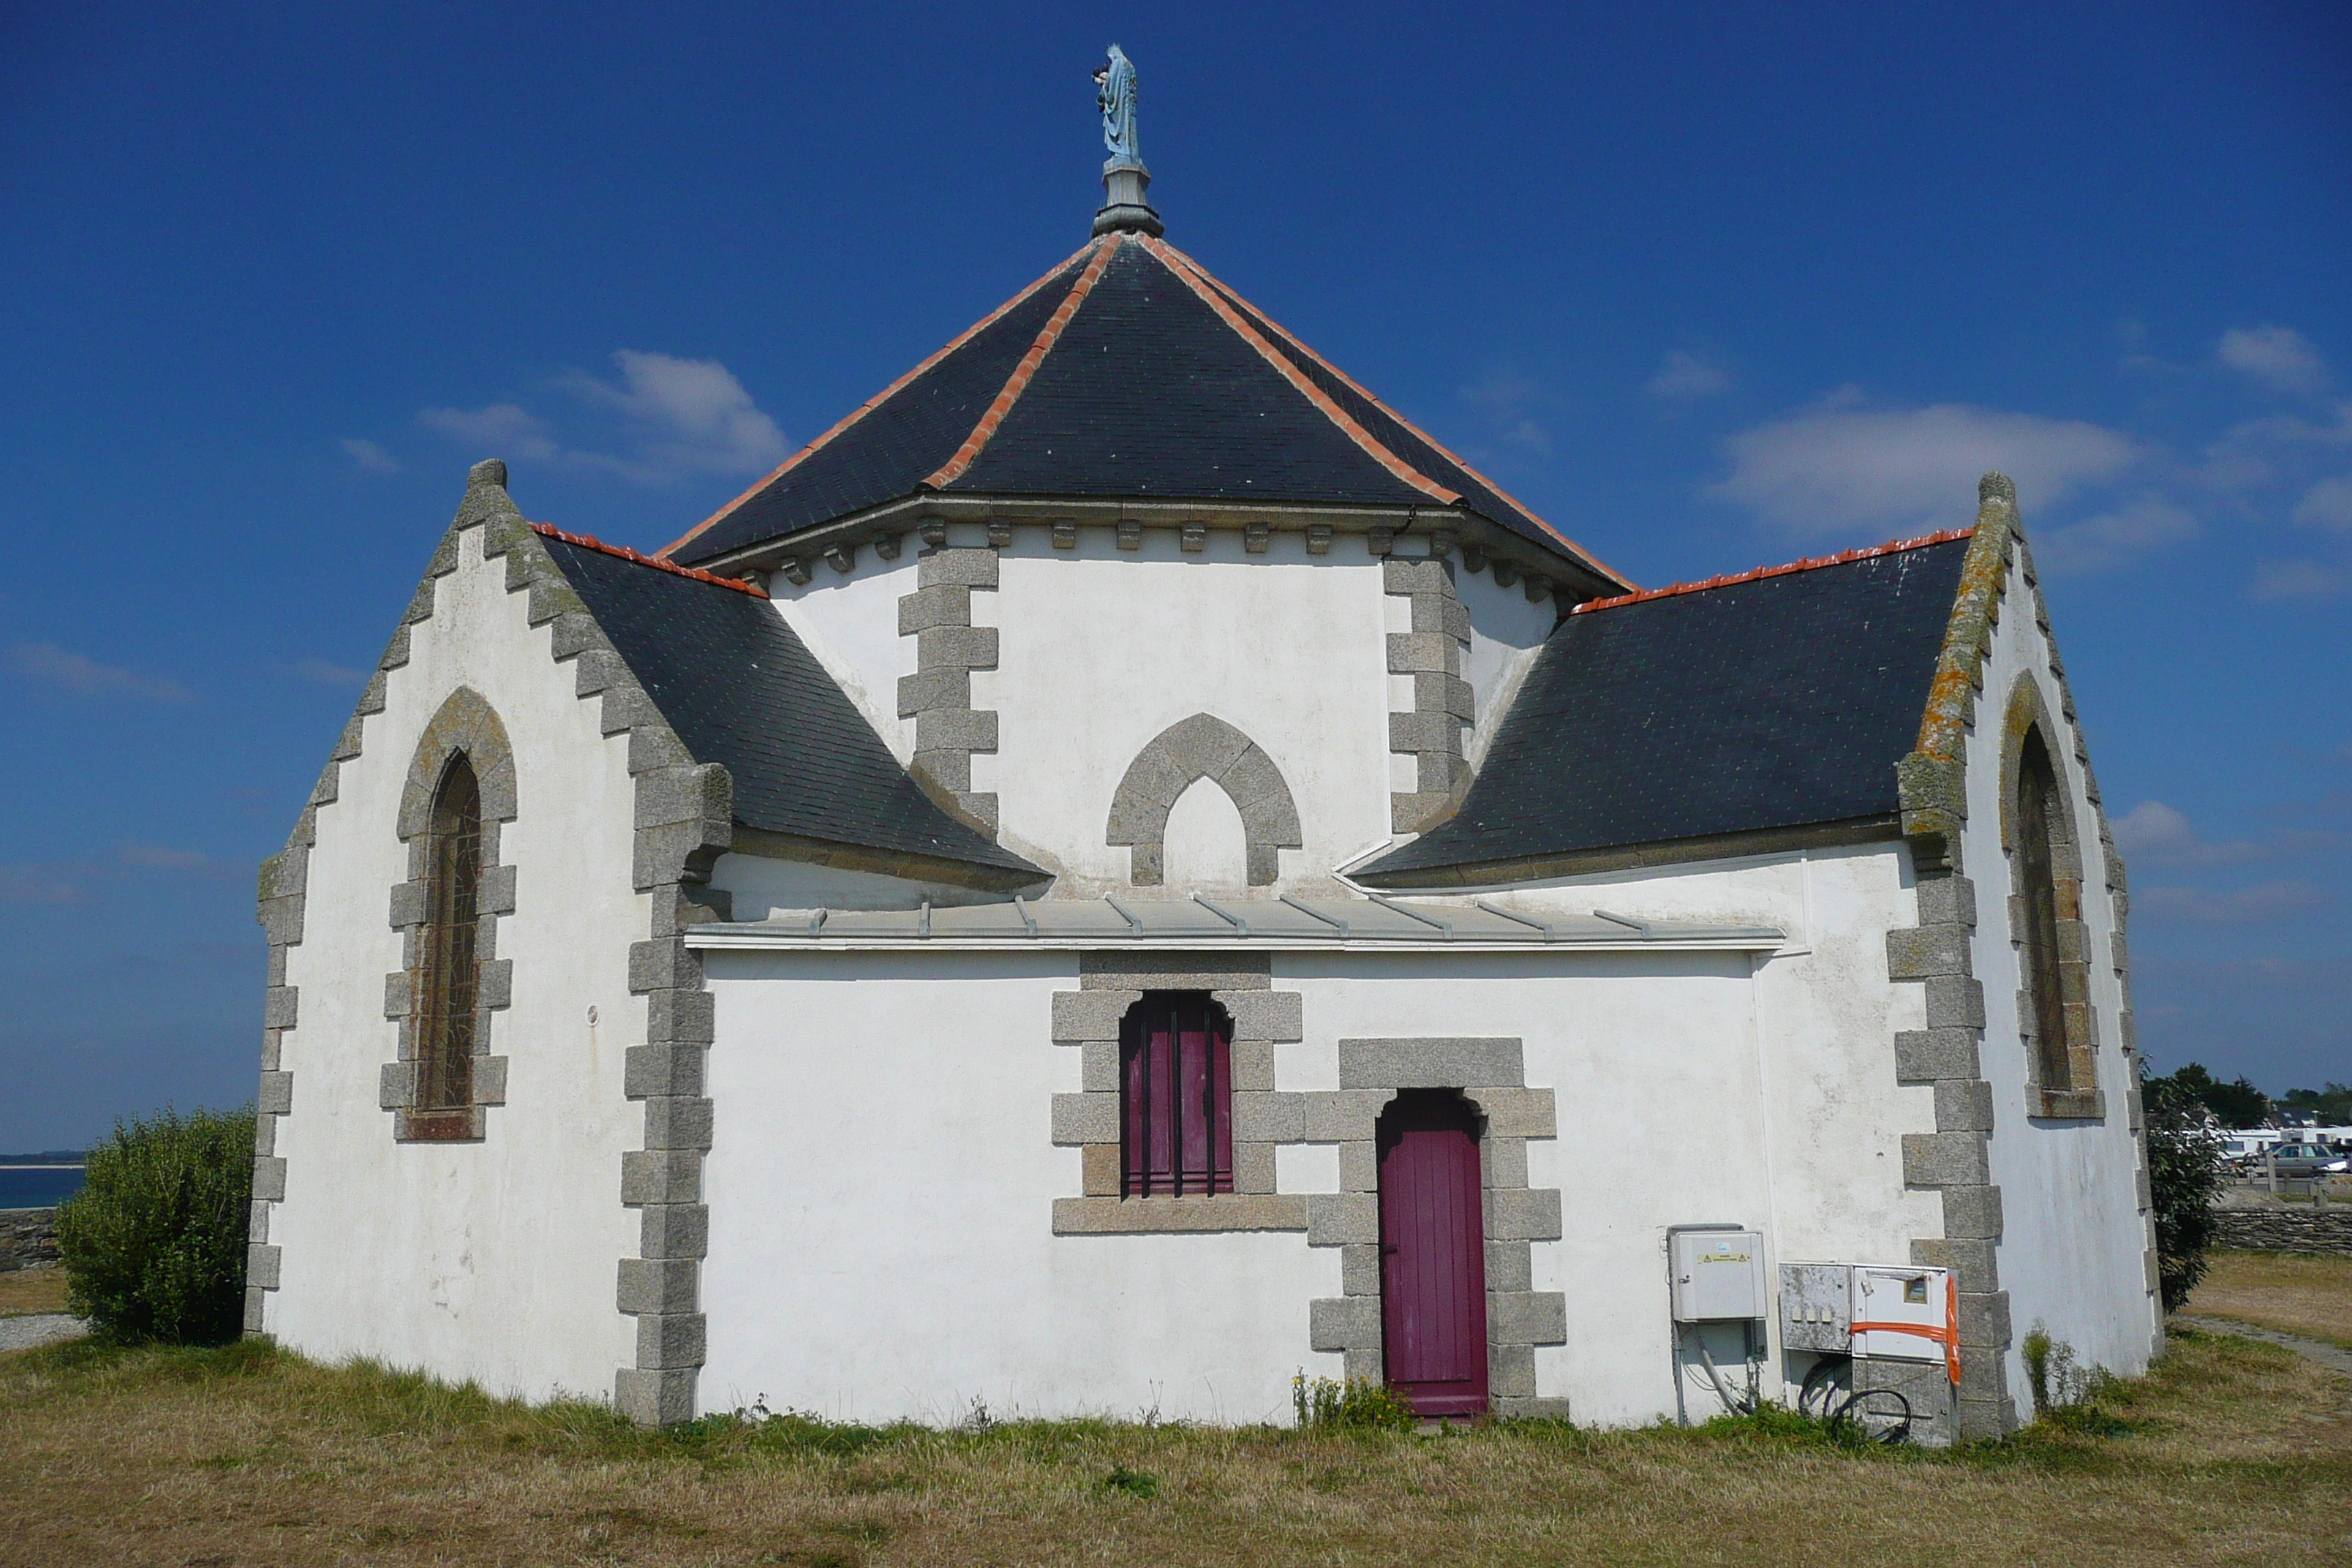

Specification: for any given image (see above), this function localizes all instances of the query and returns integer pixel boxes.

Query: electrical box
[1778,1262,1852,1352]
[1851,1265,1954,1366]
[1670,1230,1765,1321]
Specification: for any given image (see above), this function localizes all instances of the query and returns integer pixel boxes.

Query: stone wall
[2213,1208,2352,1256]
[0,1208,59,1272]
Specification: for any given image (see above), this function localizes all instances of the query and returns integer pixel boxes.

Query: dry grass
[2189,1249,2352,1349]
[2,1329,2347,1567]
[0,1268,69,1318]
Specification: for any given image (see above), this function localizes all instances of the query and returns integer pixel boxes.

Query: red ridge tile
[924,233,1124,489]
[1569,528,1974,615]
[655,239,1102,560]
[532,524,770,597]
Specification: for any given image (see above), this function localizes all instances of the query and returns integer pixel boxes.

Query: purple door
[1377,1091,1488,1416]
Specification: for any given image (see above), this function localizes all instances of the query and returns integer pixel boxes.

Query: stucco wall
[1959,551,2157,1396]
[698,843,1940,1427]
[267,526,642,1400]
[985,530,1395,892]
[752,527,1563,900]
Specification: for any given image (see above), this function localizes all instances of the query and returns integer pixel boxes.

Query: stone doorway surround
[1048,961,1568,1417]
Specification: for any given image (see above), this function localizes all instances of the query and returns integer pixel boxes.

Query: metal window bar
[1122,994,1233,1197]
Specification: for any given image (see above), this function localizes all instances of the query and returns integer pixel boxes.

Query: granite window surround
[381,686,518,1142]
[1999,676,2103,1122]
[1048,960,1568,1417]
[1106,714,1303,888]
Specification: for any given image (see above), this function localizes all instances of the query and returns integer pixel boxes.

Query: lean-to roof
[1360,532,1976,886]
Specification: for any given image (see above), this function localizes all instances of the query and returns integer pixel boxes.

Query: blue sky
[1,2,2345,1148]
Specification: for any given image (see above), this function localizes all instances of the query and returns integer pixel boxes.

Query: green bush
[1291,1373,1418,1431]
[2140,1070,2226,1312]
[55,1104,256,1344]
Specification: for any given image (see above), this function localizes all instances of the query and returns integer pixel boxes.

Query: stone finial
[1978,472,2016,508]
[469,458,509,489]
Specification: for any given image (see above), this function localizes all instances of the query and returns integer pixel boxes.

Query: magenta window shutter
[1122,995,1233,1196]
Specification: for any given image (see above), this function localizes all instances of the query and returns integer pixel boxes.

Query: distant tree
[2149,1061,2271,1129]
[2282,1082,2352,1125]
[2140,1070,2225,1313]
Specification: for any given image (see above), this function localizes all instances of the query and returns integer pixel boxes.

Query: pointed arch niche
[1105,714,1302,886]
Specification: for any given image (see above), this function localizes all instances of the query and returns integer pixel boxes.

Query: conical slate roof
[660,233,1625,595]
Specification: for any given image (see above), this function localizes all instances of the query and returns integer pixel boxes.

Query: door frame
[1376,1088,1490,1416]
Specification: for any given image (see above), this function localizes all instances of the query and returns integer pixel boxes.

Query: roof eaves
[1569,528,1973,616]
[1139,235,1462,508]
[655,238,1102,560]
[1154,239,1632,590]
[925,233,1125,489]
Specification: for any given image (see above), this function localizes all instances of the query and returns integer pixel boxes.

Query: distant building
[246,63,2157,1441]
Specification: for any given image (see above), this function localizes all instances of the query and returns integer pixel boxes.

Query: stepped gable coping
[1150,238,1629,587]
[926,234,1126,488]
[655,240,1101,561]
[1135,235,1460,508]
[1570,528,1975,616]
[530,525,769,598]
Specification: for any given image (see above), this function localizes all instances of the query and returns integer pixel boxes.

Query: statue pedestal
[1094,159,1164,237]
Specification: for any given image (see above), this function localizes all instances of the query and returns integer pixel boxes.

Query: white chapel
[245,55,2160,1440]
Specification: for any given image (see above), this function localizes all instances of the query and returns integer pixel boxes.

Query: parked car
[2255,1142,2348,1178]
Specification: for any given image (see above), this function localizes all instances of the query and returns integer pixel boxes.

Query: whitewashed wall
[985,529,1393,893]
[268,525,641,1401]
[698,950,1343,1425]
[755,525,1566,900]
[698,844,1943,1427]
[1959,553,2158,1397]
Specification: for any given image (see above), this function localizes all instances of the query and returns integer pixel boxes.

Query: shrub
[56,1104,256,1344]
[2140,1069,2226,1312]
[1292,1373,1417,1431]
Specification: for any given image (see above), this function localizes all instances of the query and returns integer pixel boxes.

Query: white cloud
[0,865,84,905]
[416,402,559,462]
[2217,326,2329,396]
[1645,350,1731,402]
[7,642,192,702]
[1460,369,1551,451]
[290,657,366,685]
[116,841,207,870]
[2250,559,2348,601]
[338,437,401,474]
[559,350,788,478]
[2033,495,2201,576]
[2138,881,2332,925]
[2113,801,2264,867]
[1711,398,2138,537]
[420,352,786,483]
[2291,474,2352,532]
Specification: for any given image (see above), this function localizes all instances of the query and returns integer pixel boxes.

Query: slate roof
[1358,532,1975,883]
[535,527,1042,881]
[660,234,1625,598]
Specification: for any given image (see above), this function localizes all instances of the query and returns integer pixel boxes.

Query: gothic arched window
[2013,728,2071,1093]
[416,753,481,1121]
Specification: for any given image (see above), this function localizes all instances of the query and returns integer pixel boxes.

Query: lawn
[2,1325,2348,1567]
[2187,1248,2352,1349]
[0,1267,69,1318]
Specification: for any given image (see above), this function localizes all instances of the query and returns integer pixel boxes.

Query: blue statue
[1094,45,1140,166]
